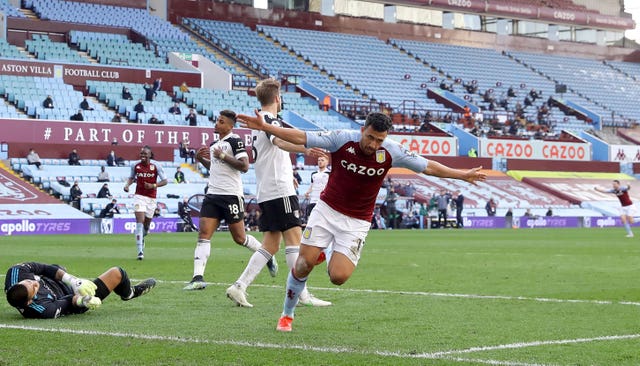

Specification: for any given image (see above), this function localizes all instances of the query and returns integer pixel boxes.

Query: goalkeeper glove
[62,273,97,296]
[76,295,102,310]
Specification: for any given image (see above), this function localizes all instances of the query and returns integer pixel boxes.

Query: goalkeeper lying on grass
[4,262,156,319]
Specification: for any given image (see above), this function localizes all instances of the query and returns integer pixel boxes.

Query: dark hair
[614,180,620,184]
[364,112,393,132]
[219,109,237,122]
[6,283,28,308]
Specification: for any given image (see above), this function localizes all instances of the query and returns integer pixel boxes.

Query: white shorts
[133,194,157,219]
[301,200,370,266]
[620,204,636,217]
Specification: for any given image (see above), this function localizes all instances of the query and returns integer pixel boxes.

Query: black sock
[114,267,133,300]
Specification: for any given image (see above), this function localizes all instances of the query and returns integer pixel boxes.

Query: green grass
[0,228,639,365]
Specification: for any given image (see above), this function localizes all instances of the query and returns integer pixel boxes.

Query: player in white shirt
[183,110,275,290]
[225,78,330,308]
[304,156,330,218]
[237,111,486,331]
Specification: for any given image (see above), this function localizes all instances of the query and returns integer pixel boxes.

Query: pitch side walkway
[0,163,91,235]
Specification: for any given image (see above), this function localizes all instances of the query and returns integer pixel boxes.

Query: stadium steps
[180,24,260,84]
[2,161,65,203]
[19,8,39,20]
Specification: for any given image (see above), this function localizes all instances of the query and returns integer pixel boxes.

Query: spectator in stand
[26,148,42,169]
[507,86,517,98]
[485,198,497,216]
[523,208,533,217]
[169,102,182,115]
[322,95,330,111]
[133,99,145,114]
[185,108,197,126]
[179,141,195,164]
[546,208,553,217]
[68,148,81,166]
[143,84,155,102]
[70,180,83,209]
[97,183,112,199]
[152,78,162,94]
[80,98,94,111]
[529,88,539,101]
[524,95,532,108]
[179,82,190,94]
[70,110,84,121]
[148,114,163,125]
[174,166,186,183]
[100,198,120,218]
[42,95,54,109]
[122,87,133,100]
[505,208,513,217]
[107,150,118,167]
[111,112,123,123]
[97,166,110,182]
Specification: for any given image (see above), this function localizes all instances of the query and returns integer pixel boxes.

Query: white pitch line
[419,333,640,358]
[2,324,636,366]
[155,278,640,308]
[1,274,638,307]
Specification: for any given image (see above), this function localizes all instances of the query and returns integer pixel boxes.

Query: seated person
[100,199,120,218]
[42,95,54,109]
[80,98,94,111]
[168,103,182,115]
[148,115,164,125]
[68,148,81,165]
[97,166,110,182]
[97,183,112,199]
[70,110,84,121]
[122,87,133,100]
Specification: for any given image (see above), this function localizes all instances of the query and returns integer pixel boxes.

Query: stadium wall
[0,119,241,161]
[0,59,202,92]
[507,158,619,173]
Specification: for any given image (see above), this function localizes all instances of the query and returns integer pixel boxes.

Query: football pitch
[0,228,638,365]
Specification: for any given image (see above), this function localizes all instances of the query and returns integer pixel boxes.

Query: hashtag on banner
[43,128,51,140]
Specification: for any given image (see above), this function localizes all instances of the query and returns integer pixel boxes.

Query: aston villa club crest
[150,165,155,171]
[302,227,312,239]
[375,150,386,163]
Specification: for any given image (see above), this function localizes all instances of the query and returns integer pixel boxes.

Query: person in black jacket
[70,110,84,121]
[4,262,155,319]
[97,183,112,199]
[70,181,83,209]
[68,148,81,165]
[100,198,120,218]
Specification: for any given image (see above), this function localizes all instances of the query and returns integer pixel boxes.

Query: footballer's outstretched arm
[237,109,308,146]
[423,160,486,185]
